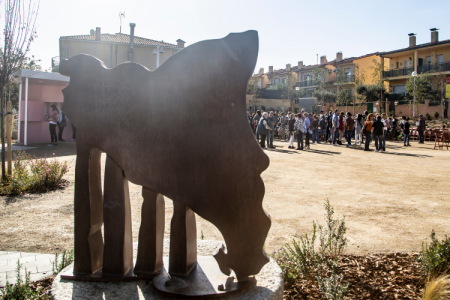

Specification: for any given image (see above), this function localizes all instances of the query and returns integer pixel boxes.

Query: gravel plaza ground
[0,138,448,257]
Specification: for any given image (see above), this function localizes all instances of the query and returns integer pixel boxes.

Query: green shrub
[274,199,348,287]
[318,199,347,258]
[420,230,450,276]
[275,222,323,284]
[426,113,432,121]
[435,112,440,119]
[0,260,49,300]
[0,151,68,195]
[52,250,74,275]
[317,260,349,300]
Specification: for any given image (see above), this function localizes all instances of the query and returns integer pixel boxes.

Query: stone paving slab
[0,251,55,287]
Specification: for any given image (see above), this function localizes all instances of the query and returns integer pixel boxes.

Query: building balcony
[418,61,450,74]
[296,80,315,88]
[383,67,414,78]
[335,75,355,83]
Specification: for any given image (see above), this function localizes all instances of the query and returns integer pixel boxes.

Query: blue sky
[14,0,450,72]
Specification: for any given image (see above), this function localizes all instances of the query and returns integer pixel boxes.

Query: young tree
[0,0,39,181]
[354,64,366,114]
[313,67,329,106]
[370,58,389,113]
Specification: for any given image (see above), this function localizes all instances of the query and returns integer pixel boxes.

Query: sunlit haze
[5,0,450,72]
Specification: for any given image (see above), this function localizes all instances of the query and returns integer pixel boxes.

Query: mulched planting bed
[284,252,424,300]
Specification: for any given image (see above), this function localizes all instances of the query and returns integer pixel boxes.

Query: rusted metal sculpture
[59,30,271,294]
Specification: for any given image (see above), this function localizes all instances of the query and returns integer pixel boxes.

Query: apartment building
[380,29,450,98]
[55,24,185,72]
[296,56,335,98]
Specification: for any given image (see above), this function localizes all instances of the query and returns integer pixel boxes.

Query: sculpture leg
[102,155,133,276]
[169,202,197,275]
[134,187,165,275]
[73,140,103,275]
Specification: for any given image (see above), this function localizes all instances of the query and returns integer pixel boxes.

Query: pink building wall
[19,82,73,144]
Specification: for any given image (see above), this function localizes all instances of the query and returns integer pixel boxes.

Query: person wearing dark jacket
[372,115,384,152]
[418,114,426,144]
[402,116,411,146]
[344,112,355,147]
[256,112,272,149]
[288,113,296,148]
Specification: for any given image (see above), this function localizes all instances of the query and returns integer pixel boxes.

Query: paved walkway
[0,251,54,287]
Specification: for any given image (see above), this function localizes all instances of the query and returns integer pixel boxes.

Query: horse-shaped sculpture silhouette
[59,30,271,281]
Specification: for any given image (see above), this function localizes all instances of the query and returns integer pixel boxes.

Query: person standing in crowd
[332,109,339,145]
[267,111,276,149]
[288,113,296,149]
[392,115,398,138]
[256,112,272,149]
[253,110,262,140]
[364,113,373,151]
[338,113,344,145]
[402,116,411,146]
[247,111,252,129]
[381,113,388,151]
[372,115,385,153]
[326,111,333,143]
[46,104,59,146]
[303,112,311,149]
[57,110,67,141]
[280,113,286,127]
[295,113,305,150]
[320,114,327,143]
[418,114,425,144]
[312,114,320,144]
[344,112,354,147]
[354,114,364,145]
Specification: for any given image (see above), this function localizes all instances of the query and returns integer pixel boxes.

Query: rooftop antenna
[119,11,125,33]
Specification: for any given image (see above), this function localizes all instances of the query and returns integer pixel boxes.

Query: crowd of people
[248,109,429,152]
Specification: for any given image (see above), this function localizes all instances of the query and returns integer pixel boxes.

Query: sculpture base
[51,240,283,300]
[153,256,254,298]
[59,263,160,282]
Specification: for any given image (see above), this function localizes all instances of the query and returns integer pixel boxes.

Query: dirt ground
[0,139,449,256]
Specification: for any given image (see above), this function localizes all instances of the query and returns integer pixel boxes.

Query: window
[274,78,280,84]
[393,85,406,95]
[257,80,261,88]
[282,78,286,84]
[405,60,410,69]
[396,62,399,69]
[344,68,351,80]
[426,56,431,66]
[438,54,443,65]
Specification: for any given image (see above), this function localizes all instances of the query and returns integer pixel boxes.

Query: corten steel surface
[134,188,165,276]
[73,143,103,275]
[153,256,255,298]
[169,203,197,276]
[60,30,271,281]
[102,155,134,276]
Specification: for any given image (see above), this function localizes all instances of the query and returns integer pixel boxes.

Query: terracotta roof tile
[60,33,181,48]
[381,39,450,56]
[334,52,380,65]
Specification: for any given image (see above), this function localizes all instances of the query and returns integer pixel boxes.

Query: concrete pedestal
[51,239,283,300]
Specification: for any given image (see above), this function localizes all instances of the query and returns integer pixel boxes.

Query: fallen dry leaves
[284,252,424,300]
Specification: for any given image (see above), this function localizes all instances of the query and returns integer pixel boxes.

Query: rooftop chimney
[176,39,185,48]
[286,64,291,71]
[298,61,304,69]
[95,27,101,41]
[128,23,136,62]
[431,28,439,43]
[259,68,264,75]
[336,52,343,62]
[320,55,327,65]
[269,66,273,73]
[408,33,416,47]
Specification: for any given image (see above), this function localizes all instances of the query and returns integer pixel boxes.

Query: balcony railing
[418,61,450,74]
[296,80,315,87]
[336,75,355,83]
[383,67,414,78]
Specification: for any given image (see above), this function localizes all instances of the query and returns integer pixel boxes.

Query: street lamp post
[152,41,164,69]
[412,71,417,118]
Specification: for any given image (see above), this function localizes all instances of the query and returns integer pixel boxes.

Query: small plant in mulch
[52,249,74,275]
[0,260,50,299]
[274,199,433,299]
[0,151,69,196]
